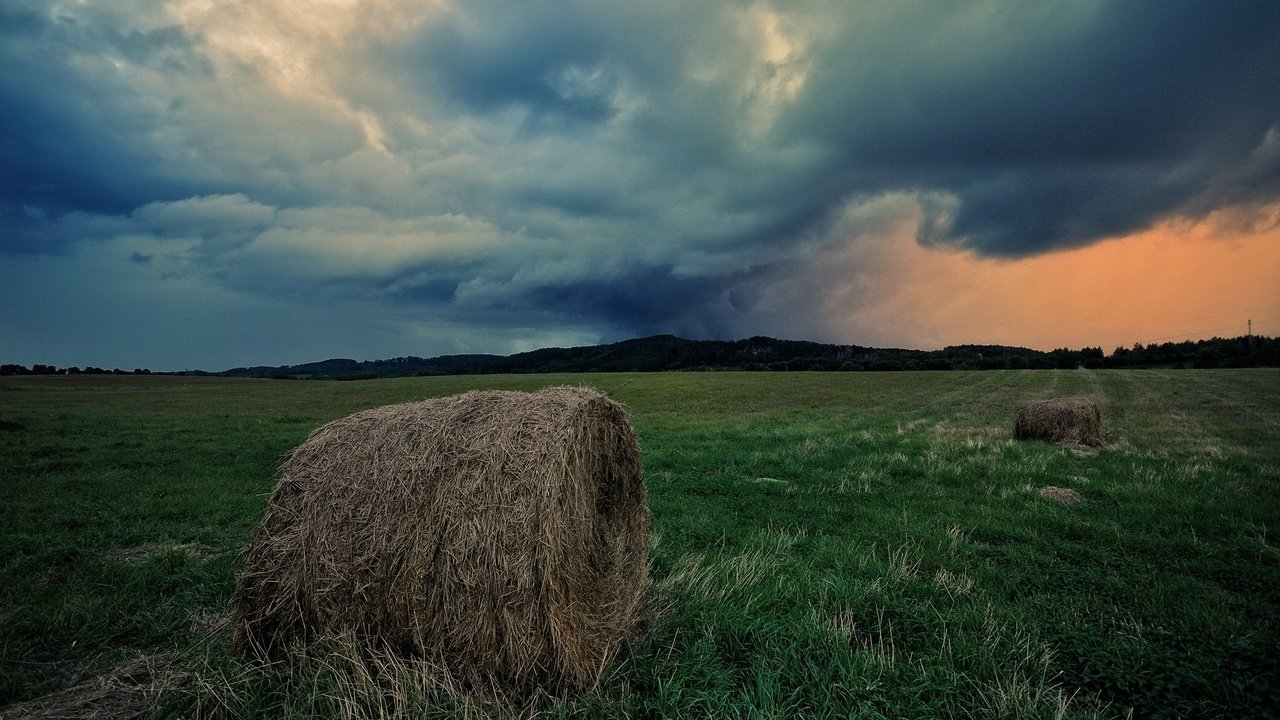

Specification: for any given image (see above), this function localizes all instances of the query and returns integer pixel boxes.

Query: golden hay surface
[1013,396,1105,446]
[230,385,649,690]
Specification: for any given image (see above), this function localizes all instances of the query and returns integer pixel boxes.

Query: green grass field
[2,370,1278,718]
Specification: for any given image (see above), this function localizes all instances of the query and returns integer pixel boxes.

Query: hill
[215,333,1277,379]
[3,334,1273,379]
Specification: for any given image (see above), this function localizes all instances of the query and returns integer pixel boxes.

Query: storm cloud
[2,0,1278,366]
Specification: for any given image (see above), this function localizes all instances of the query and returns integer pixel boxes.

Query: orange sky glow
[825,205,1280,351]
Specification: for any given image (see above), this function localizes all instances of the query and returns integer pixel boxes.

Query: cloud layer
[2,1,1278,366]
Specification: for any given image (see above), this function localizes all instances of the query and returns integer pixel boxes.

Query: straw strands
[230,385,649,690]
[1013,396,1105,446]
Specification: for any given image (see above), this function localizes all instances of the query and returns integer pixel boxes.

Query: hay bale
[1013,396,1105,446]
[230,385,649,689]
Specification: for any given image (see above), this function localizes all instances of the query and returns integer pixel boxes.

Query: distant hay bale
[229,385,649,690]
[1013,396,1105,446]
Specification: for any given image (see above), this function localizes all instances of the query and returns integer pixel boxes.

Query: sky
[2,1,1279,370]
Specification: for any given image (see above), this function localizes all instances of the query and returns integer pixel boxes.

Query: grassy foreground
[1,369,1277,718]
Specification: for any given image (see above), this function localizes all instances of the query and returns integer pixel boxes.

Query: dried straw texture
[0,654,184,720]
[1013,397,1105,446]
[1038,486,1083,506]
[230,386,649,690]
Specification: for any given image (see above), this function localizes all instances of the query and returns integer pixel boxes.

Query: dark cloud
[405,3,697,123]
[1,1,1277,366]
[1,1,372,256]
[785,1,1280,255]
[414,11,613,123]
[0,6,212,235]
[526,267,729,331]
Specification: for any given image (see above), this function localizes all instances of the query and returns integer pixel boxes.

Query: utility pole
[1248,319,1254,350]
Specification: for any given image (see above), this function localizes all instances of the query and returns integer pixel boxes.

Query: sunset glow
[823,203,1280,351]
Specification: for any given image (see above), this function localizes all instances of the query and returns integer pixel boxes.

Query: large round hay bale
[229,385,649,689]
[1013,396,1105,446]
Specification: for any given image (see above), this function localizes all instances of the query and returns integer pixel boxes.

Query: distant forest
[4,334,1274,380]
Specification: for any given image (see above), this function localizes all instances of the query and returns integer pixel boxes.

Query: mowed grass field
[1,369,1277,719]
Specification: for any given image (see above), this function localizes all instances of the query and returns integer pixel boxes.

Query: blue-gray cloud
[2,0,1278,366]
[781,1,1280,255]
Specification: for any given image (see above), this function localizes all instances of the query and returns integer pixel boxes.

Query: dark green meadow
[1,370,1277,718]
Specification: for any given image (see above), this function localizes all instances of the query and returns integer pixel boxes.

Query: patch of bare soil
[106,543,217,565]
[1038,486,1083,506]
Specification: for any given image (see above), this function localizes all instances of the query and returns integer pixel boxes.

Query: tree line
[5,334,1274,379]
[222,334,1277,379]
[0,365,151,376]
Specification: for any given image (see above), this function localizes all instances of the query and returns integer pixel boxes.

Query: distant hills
[215,333,1278,380]
[3,333,1273,379]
